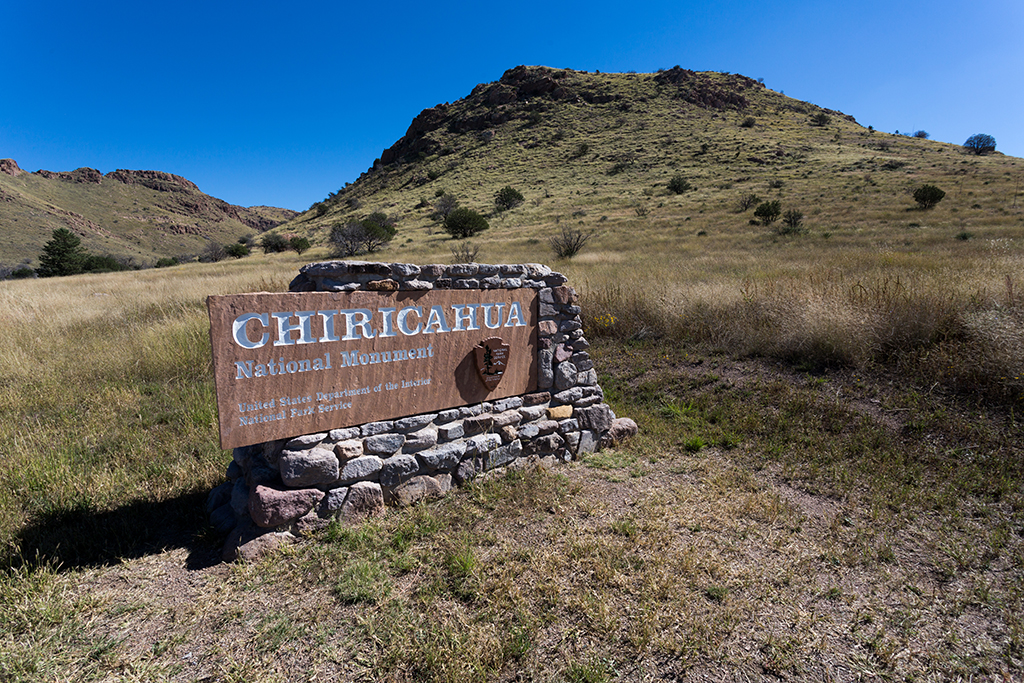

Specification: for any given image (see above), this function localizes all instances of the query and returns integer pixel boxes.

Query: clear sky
[2,0,1021,211]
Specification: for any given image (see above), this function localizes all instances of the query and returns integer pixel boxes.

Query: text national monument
[206,261,637,562]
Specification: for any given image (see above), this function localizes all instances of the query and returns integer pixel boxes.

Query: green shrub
[740,116,756,128]
[260,233,290,253]
[810,112,831,127]
[83,254,128,272]
[913,130,929,139]
[494,186,524,212]
[154,257,178,268]
[913,184,945,209]
[11,265,36,279]
[667,175,693,195]
[778,209,806,235]
[569,142,589,159]
[289,236,311,254]
[444,208,489,239]
[754,200,782,226]
[225,243,250,258]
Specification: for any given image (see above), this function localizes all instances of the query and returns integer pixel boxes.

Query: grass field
[1,228,1022,680]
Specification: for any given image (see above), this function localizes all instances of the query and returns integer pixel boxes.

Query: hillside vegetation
[276,65,1023,406]
[0,159,296,268]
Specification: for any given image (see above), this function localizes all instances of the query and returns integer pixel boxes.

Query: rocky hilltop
[0,161,297,267]
[271,64,1010,258]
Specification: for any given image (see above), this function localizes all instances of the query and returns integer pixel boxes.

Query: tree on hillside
[913,184,945,209]
[963,133,996,156]
[37,228,87,277]
[494,186,524,212]
[753,200,782,227]
[328,213,397,257]
[443,208,489,239]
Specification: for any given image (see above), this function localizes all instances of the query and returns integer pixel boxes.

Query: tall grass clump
[580,265,1024,404]
[0,260,298,567]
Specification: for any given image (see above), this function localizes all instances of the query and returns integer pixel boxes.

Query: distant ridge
[0,160,297,267]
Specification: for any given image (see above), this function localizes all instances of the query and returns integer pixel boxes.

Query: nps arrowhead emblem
[474,337,510,391]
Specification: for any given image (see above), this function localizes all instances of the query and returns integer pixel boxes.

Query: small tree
[494,186,524,212]
[779,209,805,235]
[738,193,761,211]
[754,200,782,226]
[666,174,692,195]
[913,130,929,139]
[37,228,87,277]
[431,193,459,222]
[809,112,831,127]
[550,226,594,259]
[360,212,397,252]
[289,236,311,254]
[913,184,945,209]
[260,233,290,253]
[329,222,365,257]
[443,207,489,239]
[225,242,250,258]
[963,133,996,155]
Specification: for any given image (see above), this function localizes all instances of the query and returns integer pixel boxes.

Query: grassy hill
[276,65,1022,264]
[0,159,297,269]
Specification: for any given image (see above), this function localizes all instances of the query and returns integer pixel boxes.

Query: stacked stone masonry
[208,261,637,561]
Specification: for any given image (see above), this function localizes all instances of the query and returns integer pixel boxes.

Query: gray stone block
[380,454,419,488]
[362,420,395,436]
[279,447,339,487]
[364,433,406,455]
[285,432,328,450]
[340,455,384,482]
[494,396,524,412]
[329,427,361,442]
[437,409,461,423]
[417,442,467,471]
[403,426,438,452]
[466,433,502,456]
[553,387,585,404]
[554,362,578,391]
[394,414,438,432]
[578,430,599,454]
[437,421,465,440]
[539,348,554,390]
[484,439,522,470]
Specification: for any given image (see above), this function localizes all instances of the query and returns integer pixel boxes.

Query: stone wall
[207,261,636,562]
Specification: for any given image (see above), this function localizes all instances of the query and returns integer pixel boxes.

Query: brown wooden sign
[207,289,538,449]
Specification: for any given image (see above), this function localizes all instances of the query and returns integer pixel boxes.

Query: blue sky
[2,0,1021,210]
